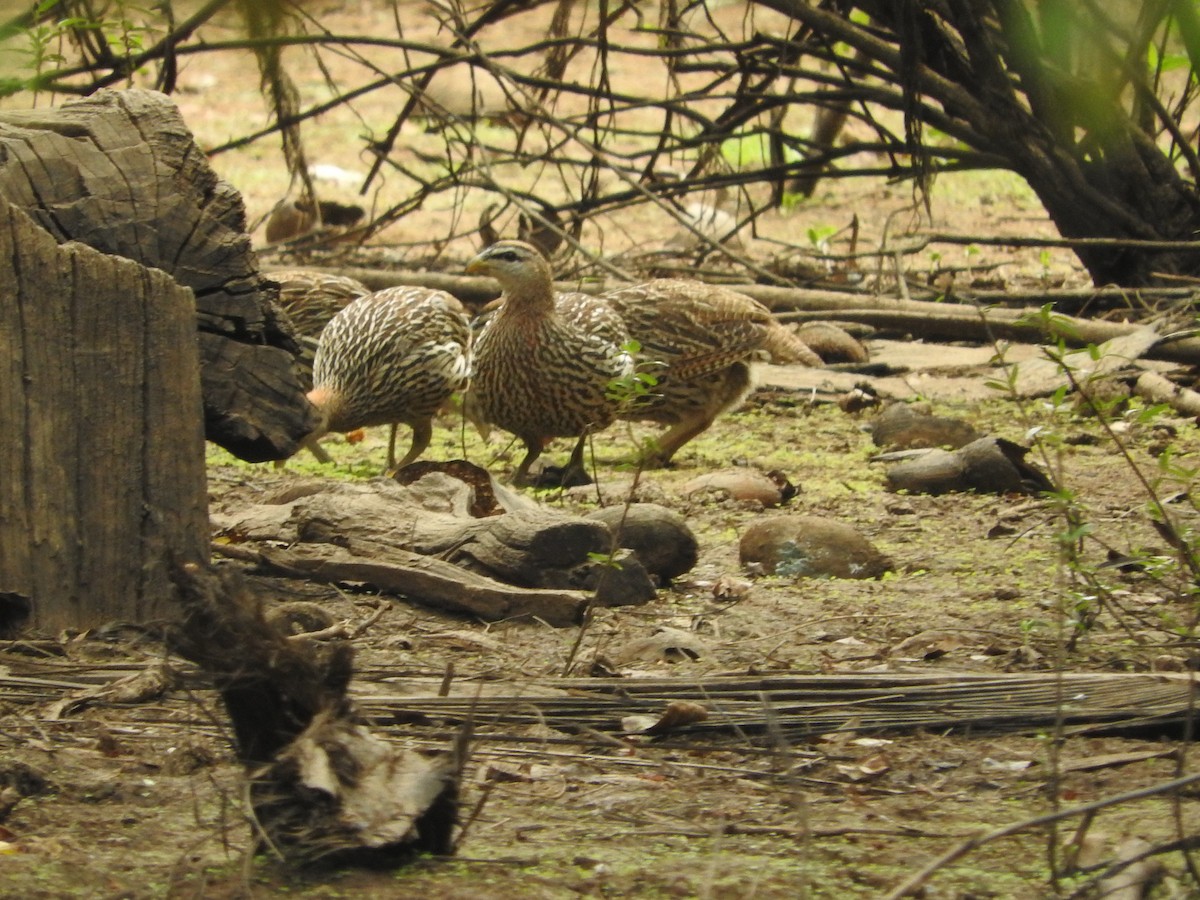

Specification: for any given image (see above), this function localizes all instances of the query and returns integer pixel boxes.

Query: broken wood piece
[257,708,458,866]
[215,474,658,610]
[881,437,1055,495]
[1010,325,1161,398]
[248,543,592,626]
[1134,371,1200,417]
[169,561,457,865]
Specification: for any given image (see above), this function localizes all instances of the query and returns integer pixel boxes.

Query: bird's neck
[500,274,556,316]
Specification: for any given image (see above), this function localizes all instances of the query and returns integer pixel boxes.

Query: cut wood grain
[0,88,317,460]
[0,195,208,633]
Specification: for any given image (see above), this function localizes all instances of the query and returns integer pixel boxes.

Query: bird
[268,269,371,347]
[465,240,634,487]
[601,279,822,466]
[306,286,472,472]
[264,197,365,245]
[265,269,371,464]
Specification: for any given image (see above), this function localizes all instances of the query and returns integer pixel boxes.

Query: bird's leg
[641,410,715,468]
[386,424,400,471]
[387,420,431,476]
[512,440,545,488]
[305,438,335,465]
[560,433,593,486]
[528,433,593,488]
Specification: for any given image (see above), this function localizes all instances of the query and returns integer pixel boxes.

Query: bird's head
[466,240,554,302]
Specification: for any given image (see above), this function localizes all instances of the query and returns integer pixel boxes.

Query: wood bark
[212,471,661,622]
[0,88,317,461]
[0,196,209,634]
[170,561,457,864]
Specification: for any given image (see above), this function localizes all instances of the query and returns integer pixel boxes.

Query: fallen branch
[214,541,590,627]
[1135,371,1200,417]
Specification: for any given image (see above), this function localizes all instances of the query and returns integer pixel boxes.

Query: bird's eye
[497,251,519,262]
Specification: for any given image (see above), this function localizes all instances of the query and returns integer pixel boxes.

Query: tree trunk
[769,0,1200,287]
[0,88,318,460]
[0,196,209,634]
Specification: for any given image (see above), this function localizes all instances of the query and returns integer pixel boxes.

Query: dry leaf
[622,701,709,735]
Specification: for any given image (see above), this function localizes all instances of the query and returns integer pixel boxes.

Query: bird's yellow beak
[465,257,486,275]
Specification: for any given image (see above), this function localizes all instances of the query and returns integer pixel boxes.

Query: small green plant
[605,345,659,411]
[4,0,158,101]
[806,224,836,247]
[1038,248,1053,280]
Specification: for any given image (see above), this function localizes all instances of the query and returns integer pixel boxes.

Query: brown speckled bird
[268,269,371,346]
[308,286,472,471]
[465,240,633,487]
[265,269,371,464]
[601,279,822,466]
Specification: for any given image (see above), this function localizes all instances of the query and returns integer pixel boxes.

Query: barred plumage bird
[308,286,472,471]
[601,279,822,466]
[266,269,371,464]
[465,240,634,487]
[268,269,371,347]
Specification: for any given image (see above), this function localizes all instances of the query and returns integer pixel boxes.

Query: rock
[264,601,338,636]
[587,503,699,582]
[739,515,893,579]
[683,468,797,507]
[612,627,708,664]
[871,402,980,450]
[797,321,870,363]
[882,436,1055,495]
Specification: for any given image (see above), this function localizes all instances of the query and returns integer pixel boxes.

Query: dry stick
[884,771,1200,899]
[456,49,788,284]
[920,231,1200,252]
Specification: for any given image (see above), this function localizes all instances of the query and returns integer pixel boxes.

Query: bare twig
[886,771,1200,899]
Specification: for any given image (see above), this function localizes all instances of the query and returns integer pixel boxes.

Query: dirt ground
[4,1,1200,898]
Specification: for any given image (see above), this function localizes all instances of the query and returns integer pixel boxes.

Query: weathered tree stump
[0,196,209,634]
[0,88,317,461]
[170,562,457,865]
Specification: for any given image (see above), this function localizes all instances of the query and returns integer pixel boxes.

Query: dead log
[220,542,592,627]
[773,304,1200,364]
[0,89,317,461]
[213,469,661,620]
[0,195,209,634]
[1134,371,1200,418]
[169,561,457,866]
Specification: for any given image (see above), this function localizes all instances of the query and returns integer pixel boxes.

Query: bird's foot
[520,459,593,489]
